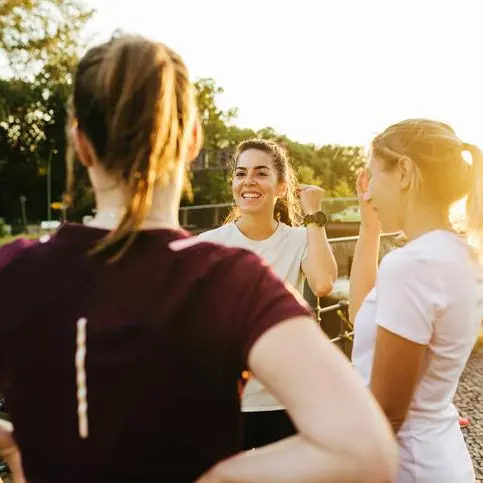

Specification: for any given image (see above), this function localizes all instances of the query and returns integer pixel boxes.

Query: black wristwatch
[303,211,328,227]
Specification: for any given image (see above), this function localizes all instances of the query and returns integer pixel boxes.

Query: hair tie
[461,142,476,167]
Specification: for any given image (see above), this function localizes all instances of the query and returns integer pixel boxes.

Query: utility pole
[47,153,52,221]
[20,195,27,233]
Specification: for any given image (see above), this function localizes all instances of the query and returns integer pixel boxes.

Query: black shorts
[242,409,296,450]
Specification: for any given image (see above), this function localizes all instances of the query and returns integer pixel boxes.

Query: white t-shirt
[198,221,308,411]
[352,230,480,483]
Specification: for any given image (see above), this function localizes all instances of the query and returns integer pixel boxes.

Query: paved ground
[456,347,483,481]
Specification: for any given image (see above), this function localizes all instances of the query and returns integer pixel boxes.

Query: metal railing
[313,233,398,352]
[179,198,360,232]
[319,301,354,357]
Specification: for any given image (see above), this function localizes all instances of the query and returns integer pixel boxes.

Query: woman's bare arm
[302,224,337,297]
[198,316,398,483]
[0,420,26,483]
[349,170,381,322]
[371,327,427,433]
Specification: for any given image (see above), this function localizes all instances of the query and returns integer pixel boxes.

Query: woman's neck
[402,204,452,242]
[236,213,279,241]
[90,186,180,230]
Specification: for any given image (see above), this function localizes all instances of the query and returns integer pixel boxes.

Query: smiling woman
[198,138,338,450]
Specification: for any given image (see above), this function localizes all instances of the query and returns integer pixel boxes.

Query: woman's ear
[71,124,95,168]
[397,156,413,191]
[187,117,203,163]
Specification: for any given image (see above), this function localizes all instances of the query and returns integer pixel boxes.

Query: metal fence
[180,197,360,233]
[312,233,397,355]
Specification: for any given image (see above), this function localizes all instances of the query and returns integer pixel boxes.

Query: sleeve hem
[242,305,313,369]
[376,318,431,346]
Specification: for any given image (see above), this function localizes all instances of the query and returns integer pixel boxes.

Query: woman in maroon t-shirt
[0,35,397,483]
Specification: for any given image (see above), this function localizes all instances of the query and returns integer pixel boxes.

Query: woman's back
[0,224,311,482]
[0,34,400,483]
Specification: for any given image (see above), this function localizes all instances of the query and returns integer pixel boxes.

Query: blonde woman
[350,119,482,482]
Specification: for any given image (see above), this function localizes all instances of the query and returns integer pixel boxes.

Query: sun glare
[462,150,473,166]
[450,196,467,233]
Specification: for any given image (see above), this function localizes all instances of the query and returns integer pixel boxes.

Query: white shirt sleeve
[197,224,231,244]
[197,228,221,242]
[196,231,210,241]
[375,251,443,345]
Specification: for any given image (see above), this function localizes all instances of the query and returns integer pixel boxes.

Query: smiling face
[232,148,285,216]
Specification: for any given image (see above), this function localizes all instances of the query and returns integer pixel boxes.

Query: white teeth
[242,193,261,199]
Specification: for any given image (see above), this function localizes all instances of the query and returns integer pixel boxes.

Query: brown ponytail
[274,198,291,225]
[225,138,302,226]
[68,35,198,261]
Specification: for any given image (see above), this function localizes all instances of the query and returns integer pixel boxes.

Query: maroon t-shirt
[0,224,312,483]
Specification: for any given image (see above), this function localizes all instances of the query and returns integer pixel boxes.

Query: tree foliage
[0,0,94,226]
[194,78,238,150]
[0,0,94,77]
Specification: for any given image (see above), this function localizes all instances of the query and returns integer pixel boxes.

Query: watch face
[315,211,328,225]
[305,211,328,226]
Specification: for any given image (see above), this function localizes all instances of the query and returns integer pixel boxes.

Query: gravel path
[456,347,483,481]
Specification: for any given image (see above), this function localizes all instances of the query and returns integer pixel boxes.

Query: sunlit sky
[83,0,483,147]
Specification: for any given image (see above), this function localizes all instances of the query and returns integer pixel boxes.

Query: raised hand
[298,184,325,215]
[356,170,380,232]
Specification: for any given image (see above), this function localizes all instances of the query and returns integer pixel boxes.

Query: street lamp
[19,195,27,233]
[47,152,52,221]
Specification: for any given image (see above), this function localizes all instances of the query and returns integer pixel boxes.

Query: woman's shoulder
[197,223,235,243]
[0,236,40,272]
[381,230,470,274]
[172,233,264,274]
[279,222,305,233]
[378,243,425,279]
[279,223,307,244]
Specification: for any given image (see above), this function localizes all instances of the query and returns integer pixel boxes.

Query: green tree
[189,78,240,205]
[190,79,365,205]
[297,165,322,186]
[0,0,94,225]
[194,78,237,150]
[316,145,365,195]
[0,0,94,77]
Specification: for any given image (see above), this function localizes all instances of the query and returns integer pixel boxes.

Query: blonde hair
[66,35,201,261]
[225,138,302,226]
[371,118,483,258]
